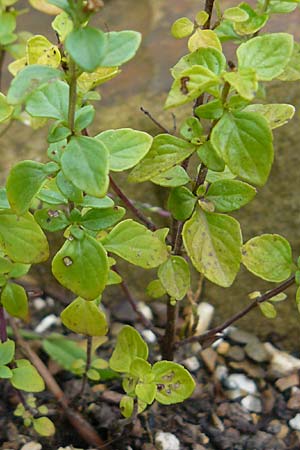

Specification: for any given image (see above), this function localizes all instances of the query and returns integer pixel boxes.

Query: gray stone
[182,356,200,372]
[245,341,269,363]
[228,328,259,345]
[265,343,300,375]
[227,345,245,361]
[241,395,262,413]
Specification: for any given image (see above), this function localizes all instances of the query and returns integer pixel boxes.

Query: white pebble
[34,314,60,333]
[241,395,262,413]
[21,443,42,450]
[215,365,228,381]
[137,302,153,321]
[33,297,46,311]
[195,302,214,335]
[289,413,300,431]
[226,374,257,394]
[155,431,180,450]
[141,329,156,344]
[182,356,200,372]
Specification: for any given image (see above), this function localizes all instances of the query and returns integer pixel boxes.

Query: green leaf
[78,195,114,209]
[211,111,273,186]
[87,368,100,380]
[61,297,108,336]
[33,417,55,436]
[195,98,224,120]
[102,219,168,269]
[180,117,203,144]
[6,161,49,215]
[11,360,45,392]
[47,122,71,143]
[296,287,300,313]
[0,339,15,366]
[81,207,125,231]
[1,283,28,320]
[165,65,220,109]
[34,208,69,232]
[206,179,256,212]
[223,6,249,22]
[51,12,73,42]
[197,141,225,172]
[65,27,107,72]
[171,17,194,39]
[158,256,190,301]
[128,135,195,183]
[42,335,86,371]
[188,29,222,53]
[0,211,49,263]
[120,395,134,418]
[242,234,292,282]
[7,65,63,105]
[171,47,226,79]
[0,256,13,274]
[100,31,141,67]
[233,3,268,35]
[215,20,241,43]
[52,234,108,300]
[25,80,69,121]
[61,136,109,197]
[278,42,300,81]
[150,166,190,187]
[135,381,156,404]
[74,105,95,132]
[0,93,13,123]
[109,325,148,373]
[56,171,83,204]
[0,188,10,209]
[237,33,294,81]
[153,361,195,405]
[95,128,153,172]
[167,187,196,221]
[183,208,242,287]
[9,263,31,278]
[223,68,258,101]
[0,365,12,378]
[146,279,166,298]
[243,103,295,129]
[259,301,277,319]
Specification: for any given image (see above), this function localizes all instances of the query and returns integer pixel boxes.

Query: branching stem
[0,305,7,343]
[176,276,295,348]
[68,58,77,134]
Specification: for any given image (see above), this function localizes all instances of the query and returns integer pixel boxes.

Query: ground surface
[1,294,300,450]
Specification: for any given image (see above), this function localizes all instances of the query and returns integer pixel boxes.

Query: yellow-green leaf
[61,297,108,336]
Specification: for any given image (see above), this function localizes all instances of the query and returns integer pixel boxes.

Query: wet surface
[0,0,300,348]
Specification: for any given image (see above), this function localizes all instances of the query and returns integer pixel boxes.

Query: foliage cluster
[0,0,300,442]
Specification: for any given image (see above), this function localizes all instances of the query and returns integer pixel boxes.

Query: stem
[0,305,7,342]
[9,318,110,449]
[79,336,92,397]
[203,0,216,29]
[140,107,170,134]
[161,301,178,360]
[262,0,270,13]
[0,47,5,91]
[177,275,295,348]
[68,58,77,134]
[109,175,157,231]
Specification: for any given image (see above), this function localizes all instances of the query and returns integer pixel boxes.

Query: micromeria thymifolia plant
[0,0,300,443]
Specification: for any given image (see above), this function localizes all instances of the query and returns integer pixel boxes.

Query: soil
[1,294,300,450]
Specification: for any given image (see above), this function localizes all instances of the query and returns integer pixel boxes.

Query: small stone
[275,373,299,392]
[33,297,45,311]
[265,343,300,375]
[21,443,42,450]
[227,345,245,361]
[229,360,265,379]
[289,414,300,431]
[137,302,153,321]
[215,365,228,381]
[287,391,300,410]
[267,419,282,435]
[201,347,217,372]
[276,425,289,440]
[195,302,214,335]
[228,328,259,345]
[182,356,200,372]
[226,374,257,394]
[241,395,262,413]
[226,389,242,400]
[45,296,55,307]
[34,314,60,333]
[155,431,180,450]
[245,341,269,363]
[217,341,230,355]
[141,329,156,344]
